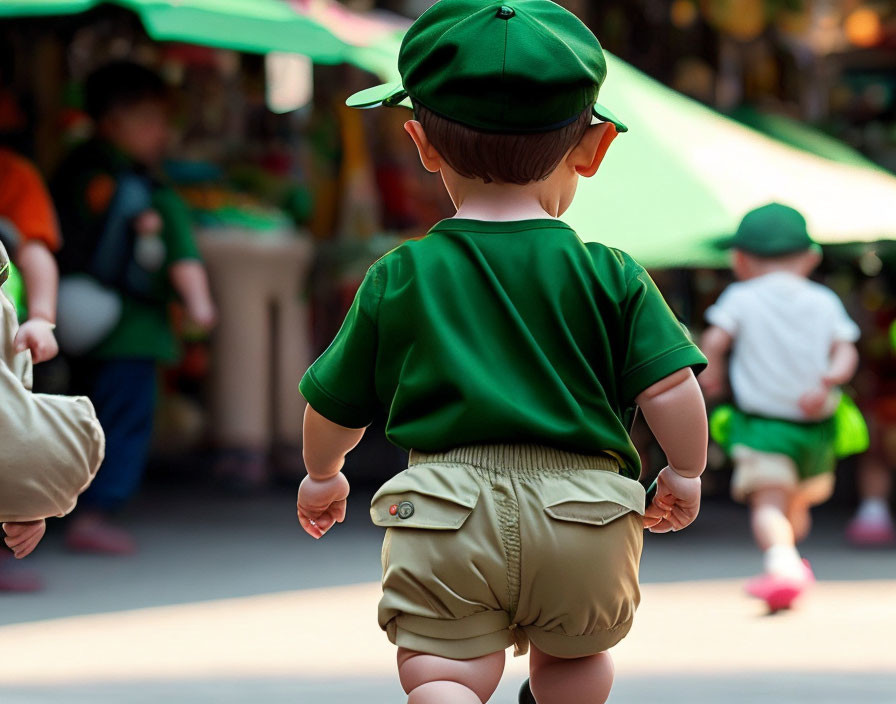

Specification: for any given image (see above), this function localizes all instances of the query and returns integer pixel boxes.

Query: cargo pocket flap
[543,470,646,526]
[370,463,480,530]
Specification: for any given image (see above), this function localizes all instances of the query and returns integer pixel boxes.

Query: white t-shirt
[705,272,860,421]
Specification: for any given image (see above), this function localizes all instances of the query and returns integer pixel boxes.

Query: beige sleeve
[0,289,105,522]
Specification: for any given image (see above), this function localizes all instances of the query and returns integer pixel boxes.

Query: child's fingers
[297,510,324,539]
[642,514,663,529]
[644,500,670,519]
[648,518,675,533]
[6,529,37,552]
[314,512,336,533]
[333,499,347,523]
[3,525,37,547]
[671,505,696,529]
[13,532,42,559]
[2,522,24,538]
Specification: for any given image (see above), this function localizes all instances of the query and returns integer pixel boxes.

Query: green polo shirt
[300,218,706,478]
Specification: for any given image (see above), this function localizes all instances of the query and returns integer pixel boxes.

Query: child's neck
[450,180,562,222]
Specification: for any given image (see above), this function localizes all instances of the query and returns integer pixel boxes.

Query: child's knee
[797,473,835,507]
[397,648,504,703]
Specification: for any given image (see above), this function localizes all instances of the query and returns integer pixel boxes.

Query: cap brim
[347,85,629,135]
[713,236,823,255]
[592,102,627,133]
[346,81,412,110]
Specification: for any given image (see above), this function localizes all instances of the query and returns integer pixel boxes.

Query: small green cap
[346,0,627,135]
[722,203,817,257]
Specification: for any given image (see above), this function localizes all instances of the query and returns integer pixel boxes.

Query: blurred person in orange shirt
[0,148,61,363]
[0,149,64,592]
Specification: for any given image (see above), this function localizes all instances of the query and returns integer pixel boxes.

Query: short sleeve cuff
[299,371,375,429]
[704,304,737,335]
[621,345,708,405]
[833,322,861,343]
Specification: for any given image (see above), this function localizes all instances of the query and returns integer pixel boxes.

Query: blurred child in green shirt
[52,61,215,554]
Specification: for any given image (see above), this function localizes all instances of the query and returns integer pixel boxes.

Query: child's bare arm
[697,325,732,399]
[13,241,59,363]
[635,368,708,532]
[823,340,859,387]
[297,404,367,539]
[799,340,860,419]
[169,260,217,330]
[636,368,707,478]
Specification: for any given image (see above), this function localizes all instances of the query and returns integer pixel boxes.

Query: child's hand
[3,519,46,558]
[185,296,217,331]
[798,387,831,420]
[134,209,163,236]
[643,467,701,533]
[297,473,350,539]
[14,319,59,363]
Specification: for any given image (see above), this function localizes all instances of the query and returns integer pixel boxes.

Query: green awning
[730,105,884,172]
[0,0,405,78]
[563,55,896,268]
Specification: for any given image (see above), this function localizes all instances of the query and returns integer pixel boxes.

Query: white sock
[764,544,804,580]
[856,498,892,524]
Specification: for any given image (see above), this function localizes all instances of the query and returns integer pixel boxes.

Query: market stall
[0,0,410,484]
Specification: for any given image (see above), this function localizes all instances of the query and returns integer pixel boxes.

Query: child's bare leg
[528,644,614,704]
[748,486,806,593]
[788,474,835,543]
[750,486,804,579]
[750,486,794,550]
[397,647,504,704]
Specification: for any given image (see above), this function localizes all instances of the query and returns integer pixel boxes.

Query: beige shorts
[370,444,645,661]
[731,446,836,505]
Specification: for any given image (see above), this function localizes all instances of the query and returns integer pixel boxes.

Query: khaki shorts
[731,446,836,504]
[370,445,645,661]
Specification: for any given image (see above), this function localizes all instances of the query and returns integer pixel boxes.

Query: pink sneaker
[846,517,896,547]
[746,559,815,612]
[66,515,137,556]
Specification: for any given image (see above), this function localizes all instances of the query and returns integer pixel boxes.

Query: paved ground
[1,481,894,703]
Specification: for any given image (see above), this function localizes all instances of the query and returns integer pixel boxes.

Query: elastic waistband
[408,444,618,473]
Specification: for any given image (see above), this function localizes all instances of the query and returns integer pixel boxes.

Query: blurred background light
[265,52,313,114]
[845,7,884,48]
[670,0,699,29]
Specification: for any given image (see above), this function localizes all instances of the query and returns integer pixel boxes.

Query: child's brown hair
[414,102,593,185]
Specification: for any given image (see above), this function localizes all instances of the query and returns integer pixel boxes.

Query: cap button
[496,6,515,20]
[397,501,415,520]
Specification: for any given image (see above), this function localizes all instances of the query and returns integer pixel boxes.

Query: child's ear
[801,247,822,275]
[404,120,442,173]
[571,123,618,178]
[731,250,751,279]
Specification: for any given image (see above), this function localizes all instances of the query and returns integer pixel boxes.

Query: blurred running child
[52,61,216,554]
[700,203,860,610]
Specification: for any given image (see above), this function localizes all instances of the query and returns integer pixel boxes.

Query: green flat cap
[347,0,627,134]
[724,203,817,257]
